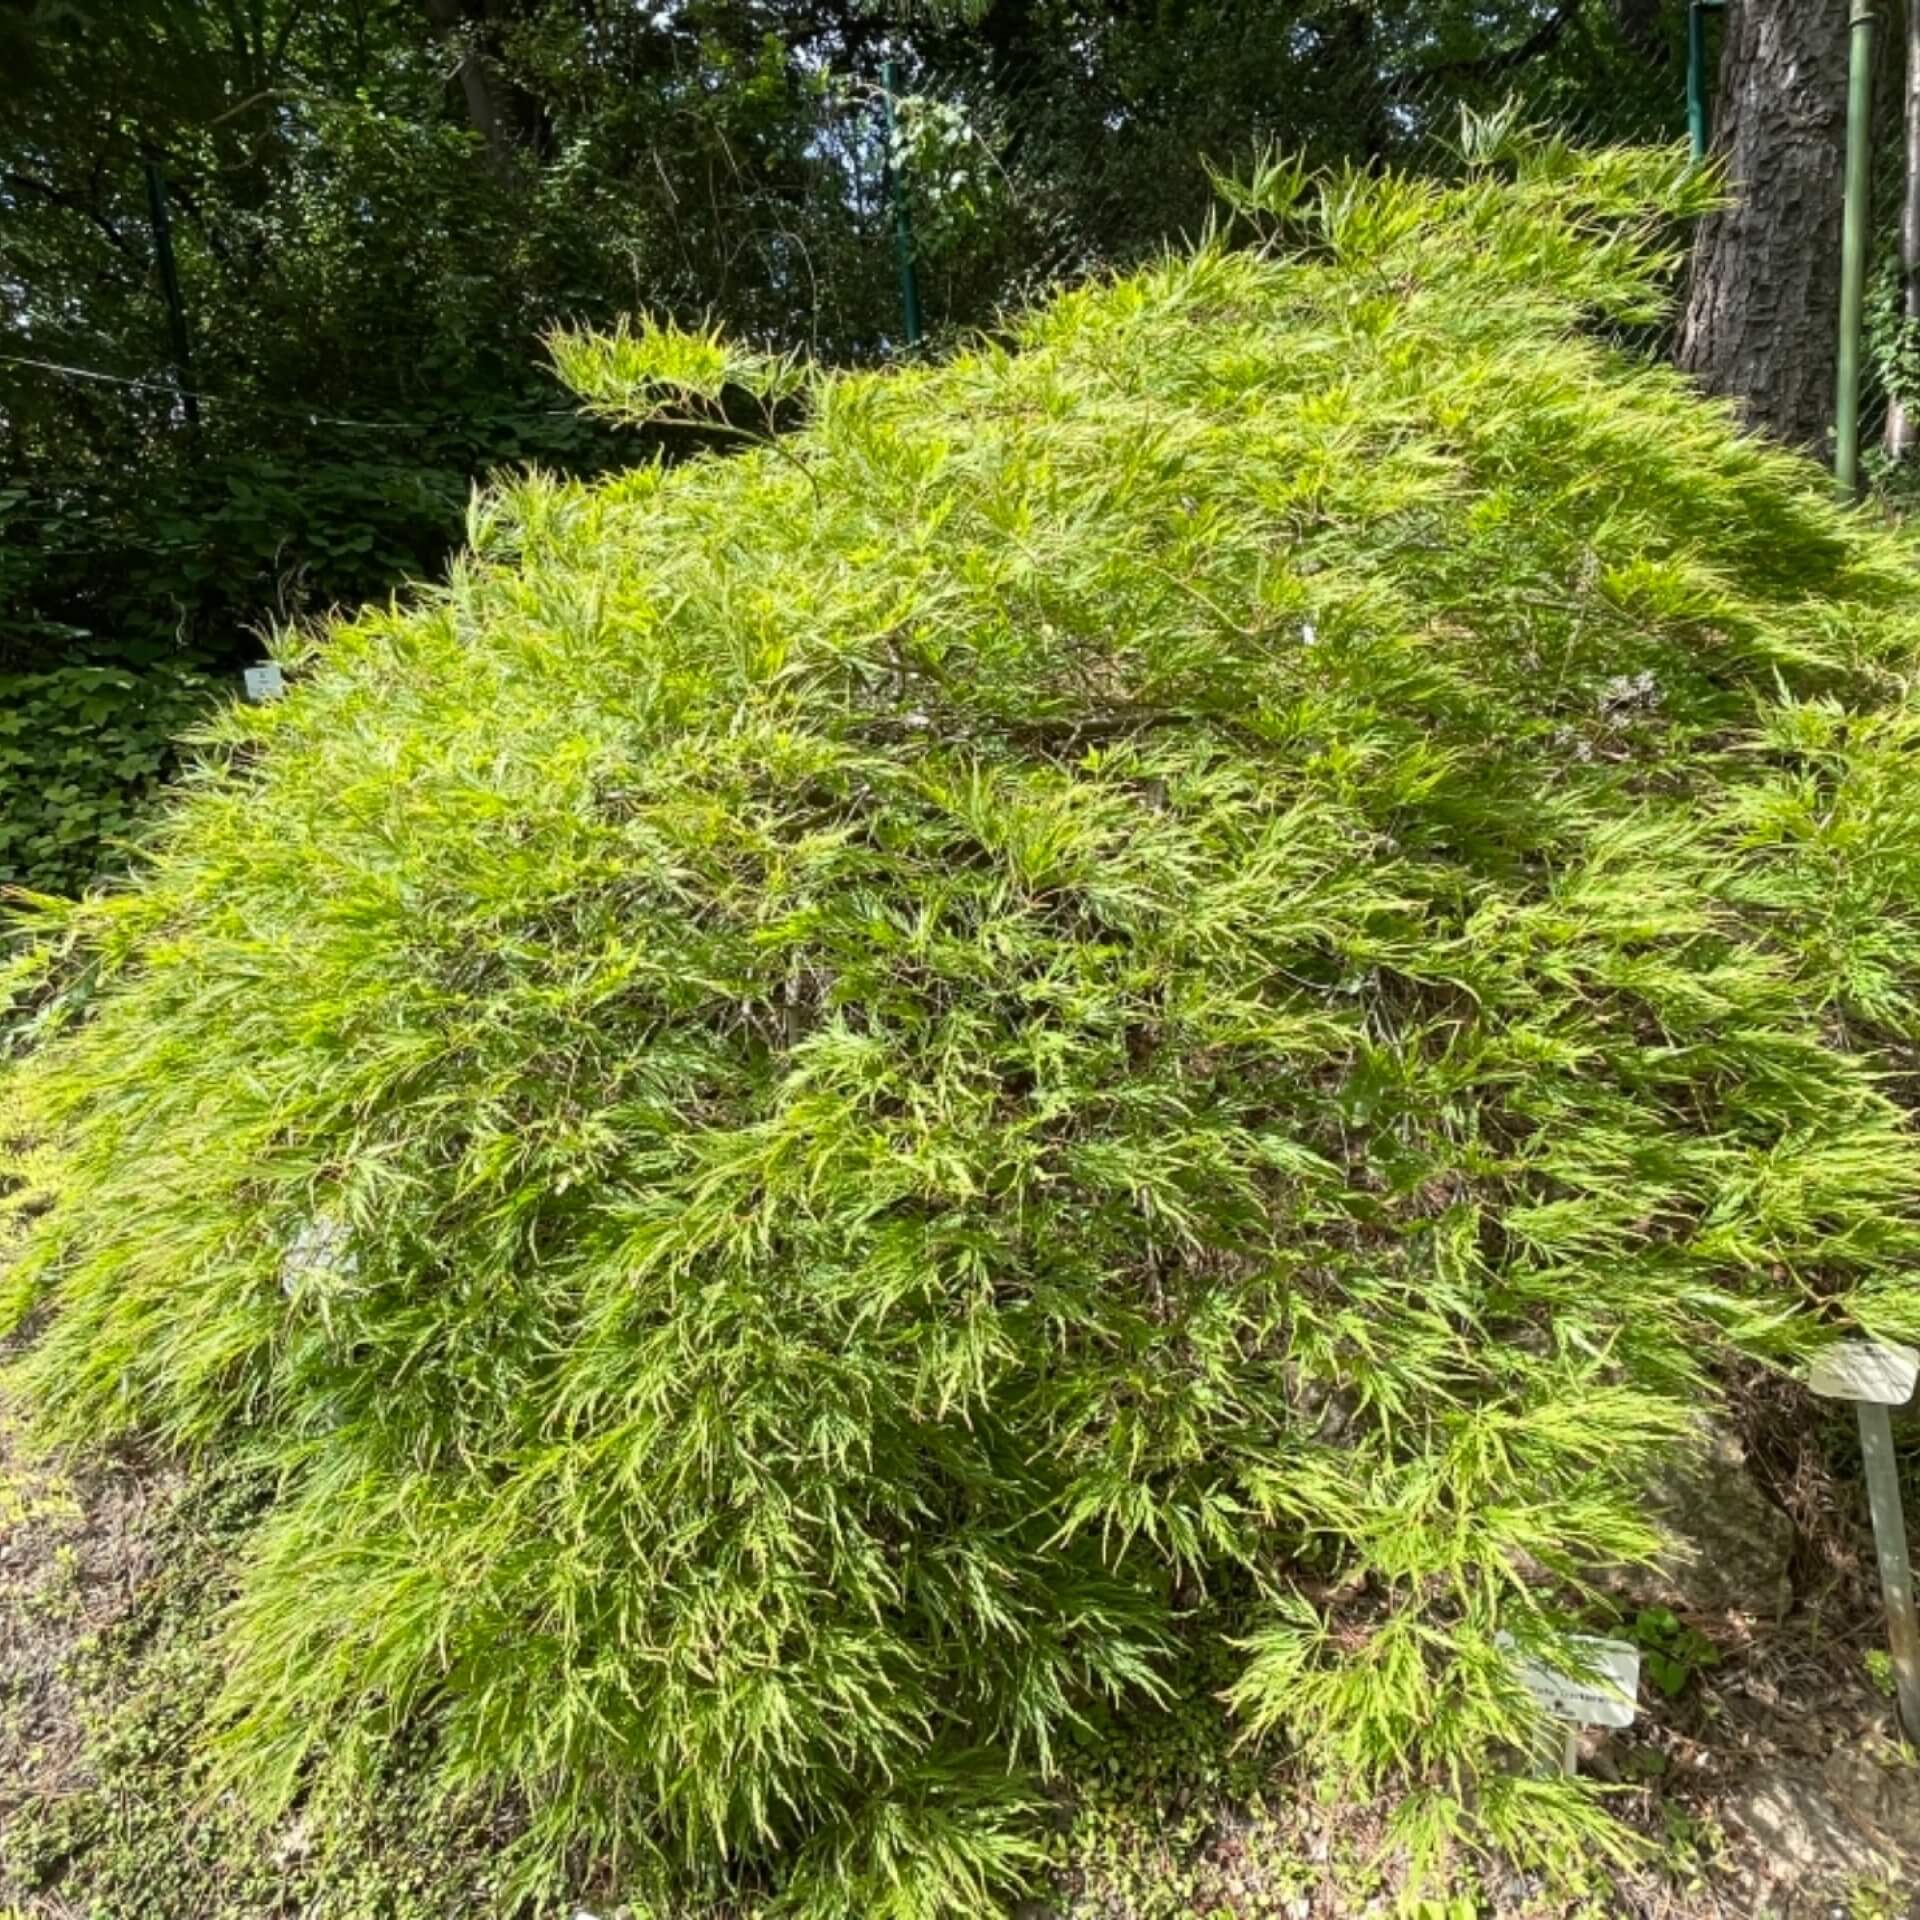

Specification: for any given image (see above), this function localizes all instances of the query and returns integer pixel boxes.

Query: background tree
[1882,0,1920,459]
[0,0,1718,896]
[1677,0,1852,448]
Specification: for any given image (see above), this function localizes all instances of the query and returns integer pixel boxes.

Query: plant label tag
[1498,1633,1639,1729]
[1808,1340,1919,1406]
[280,1215,358,1294]
[243,662,286,703]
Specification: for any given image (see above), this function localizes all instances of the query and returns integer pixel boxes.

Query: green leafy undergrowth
[7,128,1920,1913]
[1048,1641,1650,1920]
[0,655,217,895]
[1621,1608,1719,1702]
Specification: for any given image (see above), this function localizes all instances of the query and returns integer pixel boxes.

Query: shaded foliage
[0,654,214,894]
[2,0,1694,876]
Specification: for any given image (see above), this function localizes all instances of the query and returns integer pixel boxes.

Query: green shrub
[0,656,216,895]
[8,132,1920,1912]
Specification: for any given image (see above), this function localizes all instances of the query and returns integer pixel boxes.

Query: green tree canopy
[2,0,1692,679]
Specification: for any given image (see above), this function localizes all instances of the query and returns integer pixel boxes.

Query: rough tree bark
[1887,4,1920,459]
[1677,0,1852,450]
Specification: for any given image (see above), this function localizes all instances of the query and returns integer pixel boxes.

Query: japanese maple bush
[8,129,1920,1913]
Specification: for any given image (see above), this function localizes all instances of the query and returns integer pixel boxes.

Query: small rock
[1643,1415,1795,1619]
[1820,1744,1920,1856]
[1722,1762,1898,1882]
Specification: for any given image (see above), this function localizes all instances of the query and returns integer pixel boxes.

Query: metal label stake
[1498,1632,1640,1776]
[1809,1338,1920,1744]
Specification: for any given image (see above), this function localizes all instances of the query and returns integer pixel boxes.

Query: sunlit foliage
[7,137,1920,1912]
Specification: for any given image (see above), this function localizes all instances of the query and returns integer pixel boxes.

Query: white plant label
[1808,1339,1919,1407]
[1498,1633,1640,1729]
[243,662,286,703]
[281,1215,359,1294]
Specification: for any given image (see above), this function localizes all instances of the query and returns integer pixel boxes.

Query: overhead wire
[0,348,452,432]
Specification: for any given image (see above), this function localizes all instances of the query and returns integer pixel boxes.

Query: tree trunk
[1888,4,1920,458]
[1677,0,1852,451]
[1328,1,1390,163]
[420,0,515,178]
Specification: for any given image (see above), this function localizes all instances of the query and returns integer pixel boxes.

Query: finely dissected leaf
[7,135,1920,1908]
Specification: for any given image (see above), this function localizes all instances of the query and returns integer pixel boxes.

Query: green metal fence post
[1687,1,1724,162]
[881,61,924,351]
[1835,0,1878,496]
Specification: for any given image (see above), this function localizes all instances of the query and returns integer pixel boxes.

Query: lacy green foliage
[549,316,809,428]
[0,657,216,895]
[0,1,1694,896]
[7,137,1920,1913]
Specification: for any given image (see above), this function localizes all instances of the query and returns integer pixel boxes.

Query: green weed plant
[7,131,1920,1913]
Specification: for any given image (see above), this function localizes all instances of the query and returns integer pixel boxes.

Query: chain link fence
[852,5,1702,358]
